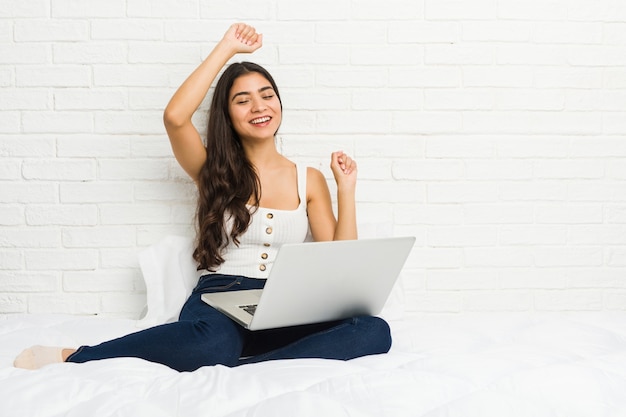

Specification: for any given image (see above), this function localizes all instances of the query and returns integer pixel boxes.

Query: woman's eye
[236,100,249,104]
[263,95,274,100]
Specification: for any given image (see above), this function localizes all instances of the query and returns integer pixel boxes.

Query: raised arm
[307,151,358,241]
[163,23,262,181]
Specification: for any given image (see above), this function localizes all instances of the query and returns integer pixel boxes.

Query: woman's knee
[188,319,243,367]
[352,315,392,354]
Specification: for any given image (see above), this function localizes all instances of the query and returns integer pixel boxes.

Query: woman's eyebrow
[231,86,274,102]
[231,91,250,101]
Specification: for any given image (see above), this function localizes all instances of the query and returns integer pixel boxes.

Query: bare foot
[62,348,77,361]
[14,346,74,370]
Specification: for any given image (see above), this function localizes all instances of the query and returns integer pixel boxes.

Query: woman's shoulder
[305,166,330,199]
[305,166,324,180]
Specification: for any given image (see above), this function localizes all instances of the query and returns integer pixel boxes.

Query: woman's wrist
[336,184,356,198]
[208,40,237,64]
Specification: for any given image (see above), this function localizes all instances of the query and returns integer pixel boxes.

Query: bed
[2,237,626,416]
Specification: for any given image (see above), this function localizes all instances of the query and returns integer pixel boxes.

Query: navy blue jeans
[67,274,392,372]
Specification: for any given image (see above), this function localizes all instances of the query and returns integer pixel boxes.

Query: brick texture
[1,1,626,316]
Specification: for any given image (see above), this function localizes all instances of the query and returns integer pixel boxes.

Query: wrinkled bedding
[2,312,626,417]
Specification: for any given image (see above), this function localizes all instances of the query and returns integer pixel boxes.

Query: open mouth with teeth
[250,116,272,125]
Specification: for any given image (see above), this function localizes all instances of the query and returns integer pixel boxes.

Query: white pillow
[137,235,201,327]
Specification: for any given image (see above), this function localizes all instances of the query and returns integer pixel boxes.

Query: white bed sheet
[2,312,626,417]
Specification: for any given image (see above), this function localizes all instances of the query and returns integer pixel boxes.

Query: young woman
[14,23,391,372]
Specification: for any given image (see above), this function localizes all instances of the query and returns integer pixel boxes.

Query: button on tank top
[211,164,309,279]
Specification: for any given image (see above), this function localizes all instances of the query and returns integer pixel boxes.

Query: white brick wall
[2,0,626,317]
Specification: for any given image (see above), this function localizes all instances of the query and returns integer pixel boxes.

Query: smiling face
[228,72,282,143]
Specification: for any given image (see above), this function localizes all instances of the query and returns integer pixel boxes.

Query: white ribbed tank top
[211,164,309,279]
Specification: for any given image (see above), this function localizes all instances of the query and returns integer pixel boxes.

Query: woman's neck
[242,139,284,170]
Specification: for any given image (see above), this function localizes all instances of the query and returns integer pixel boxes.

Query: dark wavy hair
[193,62,282,271]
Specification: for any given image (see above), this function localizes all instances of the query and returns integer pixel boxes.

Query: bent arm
[307,152,358,241]
[163,23,262,181]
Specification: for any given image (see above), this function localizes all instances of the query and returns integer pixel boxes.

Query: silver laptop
[201,237,415,331]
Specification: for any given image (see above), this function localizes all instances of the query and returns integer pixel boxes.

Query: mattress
[2,312,626,417]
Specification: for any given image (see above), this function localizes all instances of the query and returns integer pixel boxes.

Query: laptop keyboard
[239,304,257,316]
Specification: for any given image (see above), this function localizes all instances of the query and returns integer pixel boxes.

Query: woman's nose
[251,96,266,112]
